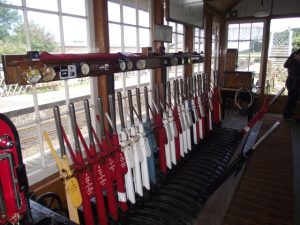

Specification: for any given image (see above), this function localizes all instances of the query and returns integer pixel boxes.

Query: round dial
[80,63,90,75]
[119,60,126,71]
[136,59,146,70]
[126,60,133,70]
[42,67,56,81]
[27,68,41,84]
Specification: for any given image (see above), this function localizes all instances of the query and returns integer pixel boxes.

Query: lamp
[254,0,269,17]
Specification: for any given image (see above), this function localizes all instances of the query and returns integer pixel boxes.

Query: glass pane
[0,0,21,6]
[168,66,176,79]
[177,65,183,77]
[140,70,150,85]
[27,11,61,52]
[169,22,176,32]
[61,0,86,16]
[227,41,238,49]
[194,43,200,52]
[0,8,26,57]
[238,40,250,55]
[126,71,138,88]
[124,25,136,48]
[239,23,251,40]
[26,0,57,11]
[114,73,123,91]
[138,9,149,27]
[237,57,249,71]
[123,5,136,25]
[108,1,120,22]
[177,34,184,51]
[63,16,87,47]
[177,24,183,34]
[68,78,91,99]
[266,17,300,94]
[228,24,239,40]
[139,28,149,47]
[194,28,200,37]
[109,23,121,49]
[251,22,264,40]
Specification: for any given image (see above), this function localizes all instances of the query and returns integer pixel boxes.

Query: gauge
[119,60,126,71]
[80,62,90,75]
[174,58,178,65]
[136,59,146,70]
[26,68,41,84]
[126,60,133,70]
[187,57,192,64]
[42,67,56,81]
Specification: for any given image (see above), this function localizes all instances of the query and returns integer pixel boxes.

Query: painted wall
[230,0,300,18]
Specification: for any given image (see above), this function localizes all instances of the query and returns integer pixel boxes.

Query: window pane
[177,34,184,51]
[177,65,183,77]
[194,28,200,37]
[61,0,86,16]
[140,70,150,85]
[68,78,91,99]
[168,66,176,79]
[177,24,183,34]
[169,22,176,32]
[139,28,149,47]
[0,0,21,6]
[227,41,238,49]
[0,8,26,56]
[63,16,87,48]
[123,5,136,25]
[26,0,57,11]
[251,22,264,40]
[239,23,251,40]
[126,71,138,88]
[114,73,123,90]
[109,23,121,51]
[124,25,136,48]
[228,24,239,40]
[108,1,120,22]
[138,9,149,27]
[238,57,249,71]
[27,11,61,52]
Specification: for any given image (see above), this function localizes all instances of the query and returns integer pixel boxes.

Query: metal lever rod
[53,106,66,157]
[84,99,94,145]
[69,103,81,153]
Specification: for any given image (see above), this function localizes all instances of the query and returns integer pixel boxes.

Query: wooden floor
[223,114,294,225]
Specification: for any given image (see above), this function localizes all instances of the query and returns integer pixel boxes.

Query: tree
[0,4,59,56]
[292,28,300,51]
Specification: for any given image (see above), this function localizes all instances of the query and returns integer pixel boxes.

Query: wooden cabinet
[223,71,253,89]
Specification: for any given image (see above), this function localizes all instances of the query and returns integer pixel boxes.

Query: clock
[136,59,146,70]
[80,62,90,75]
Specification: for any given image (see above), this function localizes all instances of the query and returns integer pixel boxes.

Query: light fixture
[254,0,269,17]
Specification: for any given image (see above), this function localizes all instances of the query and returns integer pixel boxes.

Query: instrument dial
[42,67,56,81]
[119,60,126,71]
[136,59,146,70]
[26,68,41,84]
[80,63,90,75]
[126,60,133,70]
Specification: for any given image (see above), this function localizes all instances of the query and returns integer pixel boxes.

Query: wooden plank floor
[223,114,294,225]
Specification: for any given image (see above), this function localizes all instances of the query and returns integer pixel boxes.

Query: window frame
[0,0,95,185]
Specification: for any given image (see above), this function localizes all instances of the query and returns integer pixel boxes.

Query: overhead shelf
[1,51,204,85]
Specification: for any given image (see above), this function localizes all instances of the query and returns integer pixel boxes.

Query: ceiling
[205,0,243,14]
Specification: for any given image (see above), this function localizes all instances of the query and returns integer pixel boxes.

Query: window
[193,27,205,74]
[227,21,264,86]
[108,0,152,126]
[108,0,152,92]
[265,17,300,94]
[0,0,93,184]
[165,21,185,80]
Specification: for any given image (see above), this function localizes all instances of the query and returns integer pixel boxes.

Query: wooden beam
[184,25,193,77]
[204,11,213,79]
[93,0,110,127]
